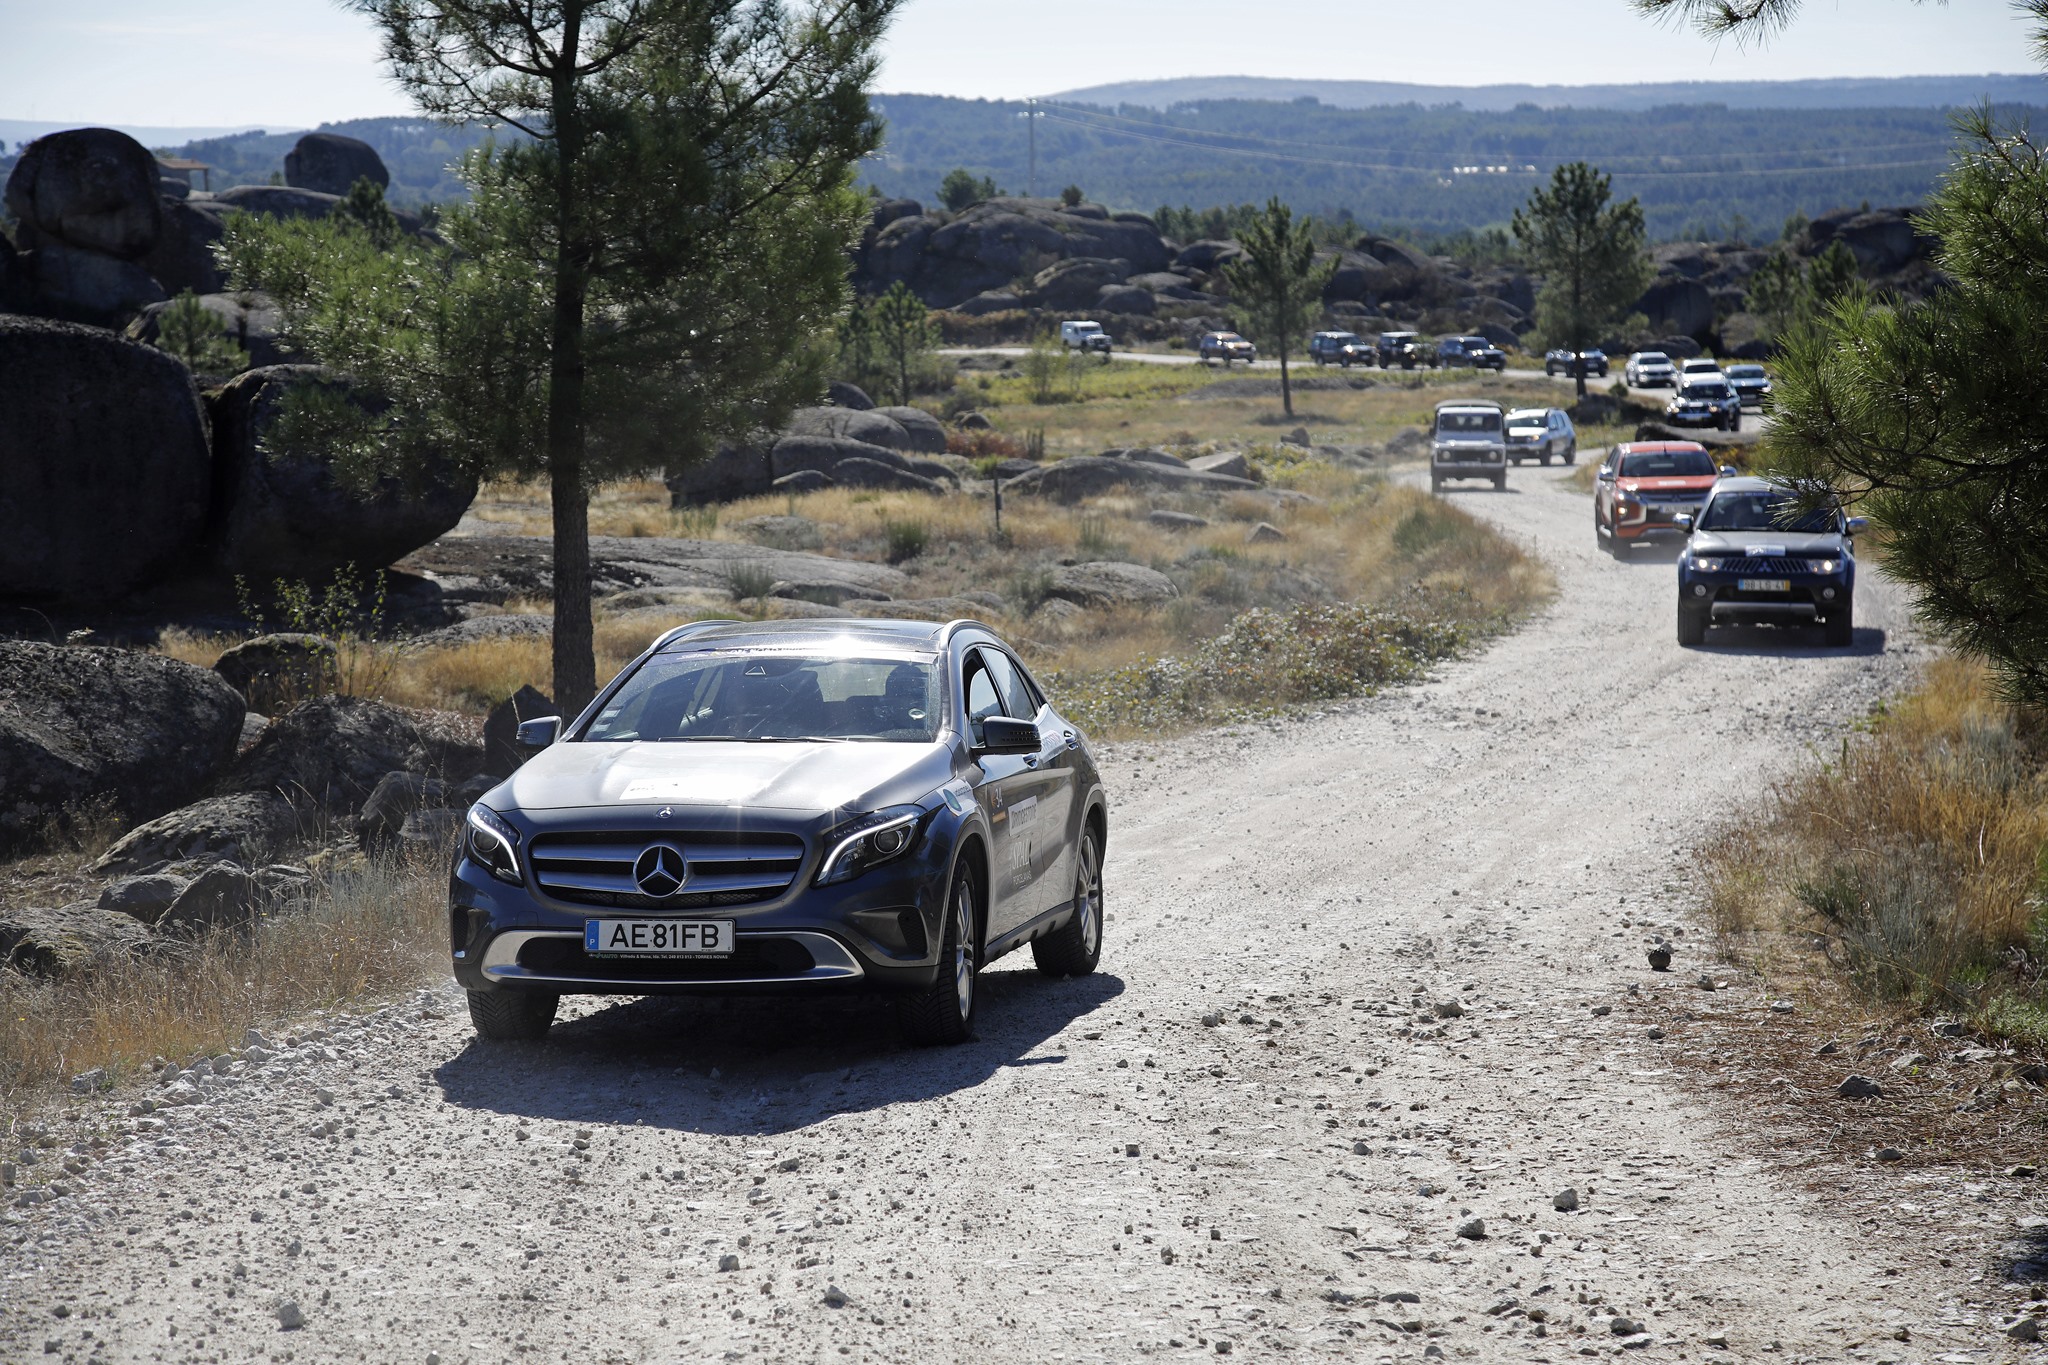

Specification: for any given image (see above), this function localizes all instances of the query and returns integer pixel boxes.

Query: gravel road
[4,462,2029,1363]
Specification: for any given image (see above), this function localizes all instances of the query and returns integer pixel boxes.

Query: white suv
[1678,357,1723,383]
[1430,401,1508,492]
[1625,351,1677,387]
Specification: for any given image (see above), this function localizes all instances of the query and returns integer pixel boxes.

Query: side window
[983,649,1038,722]
[962,650,1004,744]
[1600,448,1619,476]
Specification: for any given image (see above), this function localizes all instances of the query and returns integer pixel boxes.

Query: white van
[1059,320,1112,355]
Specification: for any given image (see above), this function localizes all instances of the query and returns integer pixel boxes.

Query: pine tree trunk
[1279,349,1293,419]
[546,5,597,719]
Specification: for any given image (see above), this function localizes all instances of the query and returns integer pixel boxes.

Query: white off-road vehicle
[1430,400,1508,492]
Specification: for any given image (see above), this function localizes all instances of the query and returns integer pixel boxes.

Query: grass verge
[0,852,447,1137]
[1700,656,2048,1047]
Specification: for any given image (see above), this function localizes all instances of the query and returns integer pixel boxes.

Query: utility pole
[1020,99,1043,198]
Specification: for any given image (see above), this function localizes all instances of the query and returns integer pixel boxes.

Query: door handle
[1024,754,1039,768]
[1062,730,1078,751]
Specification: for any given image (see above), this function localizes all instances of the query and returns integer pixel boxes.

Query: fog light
[1693,584,1708,597]
[1821,587,1836,600]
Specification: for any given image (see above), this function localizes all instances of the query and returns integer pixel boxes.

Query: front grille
[1725,556,1826,575]
[517,935,816,982]
[528,830,804,909]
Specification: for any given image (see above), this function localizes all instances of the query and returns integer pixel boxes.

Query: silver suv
[1430,400,1508,491]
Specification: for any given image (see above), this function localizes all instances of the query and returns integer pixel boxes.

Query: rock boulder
[4,127,162,259]
[93,792,298,875]
[21,239,167,324]
[871,406,949,454]
[0,643,245,852]
[1046,562,1178,610]
[284,132,390,196]
[0,902,157,977]
[142,197,230,296]
[212,633,340,715]
[1002,454,1258,503]
[0,316,213,601]
[225,694,483,811]
[208,365,477,579]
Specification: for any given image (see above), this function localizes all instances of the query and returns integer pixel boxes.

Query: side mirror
[1596,469,1614,481]
[1844,516,1869,535]
[1672,514,1695,534]
[516,716,563,749]
[974,716,1040,757]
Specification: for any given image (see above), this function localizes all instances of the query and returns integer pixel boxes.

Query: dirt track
[4,460,2033,1363]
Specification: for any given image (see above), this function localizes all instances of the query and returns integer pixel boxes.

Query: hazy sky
[0,0,2035,128]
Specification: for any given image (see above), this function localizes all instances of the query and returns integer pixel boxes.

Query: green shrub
[883,517,929,564]
[724,561,778,602]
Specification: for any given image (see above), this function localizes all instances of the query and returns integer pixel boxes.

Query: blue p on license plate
[585,919,735,957]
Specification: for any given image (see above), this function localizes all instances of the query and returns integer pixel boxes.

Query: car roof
[1435,399,1504,412]
[651,618,988,655]
[1632,351,1670,359]
[1708,475,1783,494]
[1615,441,1709,455]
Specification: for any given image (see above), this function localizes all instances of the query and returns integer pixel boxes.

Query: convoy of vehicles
[1505,407,1577,465]
[1674,476,1864,646]
[1376,330,1426,369]
[452,618,1108,1047]
[1592,441,1722,554]
[1059,320,1112,355]
[1199,331,1258,365]
[1430,400,1508,491]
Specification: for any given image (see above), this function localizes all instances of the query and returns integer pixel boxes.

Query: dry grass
[1701,656,2048,1043]
[0,850,447,1134]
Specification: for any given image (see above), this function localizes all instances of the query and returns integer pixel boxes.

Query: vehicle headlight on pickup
[1805,558,1842,573]
[816,805,925,886]
[465,804,524,886]
[1690,556,1727,572]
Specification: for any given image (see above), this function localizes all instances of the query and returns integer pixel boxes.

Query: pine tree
[1220,198,1335,419]
[1511,163,1653,398]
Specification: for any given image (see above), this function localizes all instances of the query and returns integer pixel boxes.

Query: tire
[1493,472,1507,491]
[1825,600,1854,647]
[1539,451,1552,466]
[1677,604,1708,646]
[1431,476,1443,493]
[467,989,558,1042]
[1564,443,1577,465]
[899,864,980,1046]
[1034,831,1103,977]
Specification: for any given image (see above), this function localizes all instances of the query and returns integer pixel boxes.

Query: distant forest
[861,94,2041,239]
[7,92,2035,242]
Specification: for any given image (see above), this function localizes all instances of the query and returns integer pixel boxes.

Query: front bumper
[1679,567,1853,617]
[1664,409,1732,427]
[448,810,958,998]
[1433,451,1505,478]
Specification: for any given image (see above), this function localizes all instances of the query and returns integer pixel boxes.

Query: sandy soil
[4,460,2037,1364]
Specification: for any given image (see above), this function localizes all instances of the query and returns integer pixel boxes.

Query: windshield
[583,652,940,743]
[1698,490,1839,534]
[1725,365,1765,379]
[1070,323,1101,335]
[1437,410,1502,435]
[1636,353,1669,365]
[1324,333,1358,345]
[1681,383,1732,400]
[1619,449,1715,477]
[1462,337,1492,348]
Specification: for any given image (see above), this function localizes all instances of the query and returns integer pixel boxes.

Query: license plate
[1738,579,1791,593]
[584,918,734,957]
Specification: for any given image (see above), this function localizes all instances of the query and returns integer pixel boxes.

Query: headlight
[1806,558,1841,573]
[816,805,925,886]
[1691,556,1726,572]
[465,804,524,886]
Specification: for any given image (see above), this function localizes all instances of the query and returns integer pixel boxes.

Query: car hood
[1618,475,1716,494]
[1506,425,1546,438]
[499,739,954,818]
[1690,530,1847,556]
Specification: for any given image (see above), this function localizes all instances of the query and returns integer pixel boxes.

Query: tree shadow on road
[430,965,1125,1136]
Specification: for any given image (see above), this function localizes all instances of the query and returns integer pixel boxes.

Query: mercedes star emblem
[633,843,688,898]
